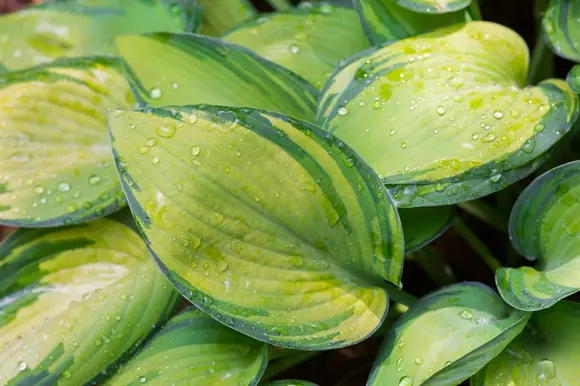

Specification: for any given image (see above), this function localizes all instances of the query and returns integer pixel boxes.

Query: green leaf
[197,0,256,36]
[262,381,318,386]
[368,283,530,386]
[354,0,471,44]
[0,57,133,227]
[224,3,370,89]
[543,0,580,62]
[318,21,579,207]
[116,33,317,122]
[395,0,472,13]
[109,105,404,350]
[568,64,580,93]
[105,308,268,386]
[399,206,455,253]
[497,160,580,311]
[0,0,197,71]
[0,216,179,385]
[472,301,580,385]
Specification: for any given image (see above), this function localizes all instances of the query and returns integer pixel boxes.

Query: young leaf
[0,57,133,227]
[368,283,530,386]
[224,3,370,89]
[197,0,256,36]
[105,308,268,386]
[116,33,317,122]
[472,301,580,385]
[399,206,455,254]
[497,161,580,311]
[0,217,179,385]
[353,0,471,44]
[395,0,472,14]
[568,64,580,93]
[262,381,319,386]
[543,0,580,62]
[318,22,579,207]
[109,106,404,350]
[0,0,198,71]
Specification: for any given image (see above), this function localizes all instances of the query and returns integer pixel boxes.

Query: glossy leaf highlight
[0,217,178,385]
[368,283,530,386]
[318,22,579,207]
[0,58,133,226]
[109,106,404,349]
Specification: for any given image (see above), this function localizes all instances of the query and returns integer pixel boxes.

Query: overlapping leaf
[568,64,580,93]
[543,0,580,62]
[225,3,369,88]
[354,0,472,44]
[395,0,472,14]
[0,57,133,226]
[472,301,580,385]
[109,105,404,349]
[318,21,579,207]
[0,0,197,71]
[0,217,178,385]
[497,161,580,311]
[197,0,256,36]
[368,283,529,386]
[116,33,317,121]
[105,308,268,386]
[399,206,455,253]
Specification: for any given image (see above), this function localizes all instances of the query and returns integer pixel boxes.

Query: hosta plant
[0,0,579,385]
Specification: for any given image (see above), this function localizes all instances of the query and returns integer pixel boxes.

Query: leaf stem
[385,283,418,308]
[467,1,483,21]
[411,248,456,286]
[453,217,502,271]
[267,0,293,11]
[458,200,509,233]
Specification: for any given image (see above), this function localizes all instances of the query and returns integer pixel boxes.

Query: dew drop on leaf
[58,182,71,192]
[337,107,349,116]
[289,44,300,54]
[399,376,413,386]
[460,309,473,319]
[17,361,27,371]
[149,87,162,99]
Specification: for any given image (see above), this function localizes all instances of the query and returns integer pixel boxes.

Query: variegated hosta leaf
[568,65,580,93]
[0,58,133,227]
[354,0,472,45]
[472,301,580,386]
[197,0,256,36]
[399,206,455,253]
[0,0,197,71]
[497,161,580,311]
[368,283,530,386]
[395,0,472,13]
[224,3,370,89]
[543,0,580,62]
[109,106,404,350]
[318,21,579,208]
[262,381,319,386]
[116,33,317,122]
[0,217,179,385]
[105,308,268,386]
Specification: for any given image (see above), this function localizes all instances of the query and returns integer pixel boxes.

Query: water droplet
[150,87,162,99]
[342,156,356,168]
[534,123,545,132]
[88,175,101,185]
[58,182,71,192]
[490,174,502,183]
[373,100,382,109]
[191,145,201,156]
[390,129,396,136]
[398,341,405,348]
[471,133,479,140]
[536,360,556,382]
[399,376,413,386]
[183,113,198,124]
[436,106,446,115]
[481,132,497,143]
[140,376,147,383]
[289,44,300,54]
[157,123,177,138]
[522,139,536,154]
[492,110,504,119]
[17,361,27,371]
[139,146,150,154]
[414,357,422,365]
[63,370,72,379]
[171,82,179,89]
[152,156,160,164]
[33,185,44,194]
[460,309,473,319]
[337,107,349,116]
[400,142,407,149]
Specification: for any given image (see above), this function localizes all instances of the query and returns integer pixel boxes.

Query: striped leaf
[543,0,580,62]
[472,301,580,385]
[354,0,472,44]
[497,161,580,311]
[0,0,198,71]
[0,216,179,385]
[400,206,455,254]
[197,0,256,36]
[318,22,579,207]
[395,0,472,13]
[368,283,530,386]
[116,33,317,122]
[225,3,370,89]
[0,57,133,227]
[105,308,268,386]
[109,105,404,350]
[568,64,580,93]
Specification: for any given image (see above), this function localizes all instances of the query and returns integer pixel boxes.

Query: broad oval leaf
[568,64,580,93]
[197,0,256,36]
[262,381,318,386]
[0,216,179,384]
[399,206,455,253]
[109,105,405,350]
[543,0,580,62]
[224,3,370,89]
[105,308,268,386]
[472,301,580,386]
[368,283,530,386]
[0,0,197,71]
[318,21,579,207]
[395,0,472,13]
[354,0,471,44]
[0,57,133,227]
[116,33,317,122]
[497,161,580,311]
